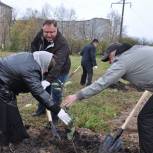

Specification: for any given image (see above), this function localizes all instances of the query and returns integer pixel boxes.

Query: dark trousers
[80,64,93,86]
[36,74,68,122]
[0,83,29,145]
[138,95,153,153]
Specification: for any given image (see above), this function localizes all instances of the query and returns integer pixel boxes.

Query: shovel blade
[98,134,123,153]
[50,122,61,141]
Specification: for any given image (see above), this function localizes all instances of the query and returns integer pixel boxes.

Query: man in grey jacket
[63,43,153,153]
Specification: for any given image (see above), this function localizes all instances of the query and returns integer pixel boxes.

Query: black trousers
[138,95,153,153]
[80,64,93,86]
[0,83,29,145]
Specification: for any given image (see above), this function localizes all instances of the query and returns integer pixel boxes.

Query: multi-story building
[0,1,12,49]
[58,18,111,41]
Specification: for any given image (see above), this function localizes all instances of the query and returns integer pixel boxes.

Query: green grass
[0,52,142,133]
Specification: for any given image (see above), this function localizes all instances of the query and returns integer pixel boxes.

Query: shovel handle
[46,109,52,122]
[68,65,81,78]
[46,109,61,140]
[121,90,151,130]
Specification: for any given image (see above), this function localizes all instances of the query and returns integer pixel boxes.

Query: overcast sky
[2,0,153,41]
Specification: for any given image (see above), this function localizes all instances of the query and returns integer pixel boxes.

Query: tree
[10,15,41,51]
[107,10,126,42]
[40,3,53,19]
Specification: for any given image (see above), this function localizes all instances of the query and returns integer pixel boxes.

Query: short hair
[92,39,99,43]
[43,20,57,27]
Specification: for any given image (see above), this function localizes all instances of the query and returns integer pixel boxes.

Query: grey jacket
[77,45,153,99]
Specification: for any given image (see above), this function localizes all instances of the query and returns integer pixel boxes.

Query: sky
[1,0,153,41]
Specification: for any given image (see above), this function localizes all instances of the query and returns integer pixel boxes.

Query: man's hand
[41,80,50,89]
[93,65,98,69]
[57,109,72,125]
[62,94,78,107]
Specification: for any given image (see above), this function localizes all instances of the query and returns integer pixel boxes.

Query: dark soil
[0,126,139,153]
[1,85,144,153]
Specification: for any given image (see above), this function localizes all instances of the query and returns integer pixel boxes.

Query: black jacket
[80,43,97,67]
[31,30,71,82]
[0,52,54,109]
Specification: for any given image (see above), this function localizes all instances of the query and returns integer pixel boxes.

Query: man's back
[0,53,41,93]
[81,44,96,65]
[118,45,153,91]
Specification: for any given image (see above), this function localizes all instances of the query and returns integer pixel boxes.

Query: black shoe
[31,111,45,117]
[80,82,85,86]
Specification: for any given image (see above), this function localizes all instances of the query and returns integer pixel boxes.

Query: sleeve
[22,70,54,109]
[46,43,70,82]
[76,60,127,99]
[89,46,97,66]
[31,30,42,52]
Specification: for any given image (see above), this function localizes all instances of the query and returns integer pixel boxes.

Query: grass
[0,52,142,133]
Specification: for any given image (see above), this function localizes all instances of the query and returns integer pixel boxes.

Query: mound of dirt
[0,125,139,153]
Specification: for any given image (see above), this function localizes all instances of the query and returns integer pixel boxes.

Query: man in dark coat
[0,51,71,146]
[31,20,71,121]
[80,39,99,86]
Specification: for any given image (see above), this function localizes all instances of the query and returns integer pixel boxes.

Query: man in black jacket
[31,20,71,120]
[80,39,99,86]
[0,51,71,146]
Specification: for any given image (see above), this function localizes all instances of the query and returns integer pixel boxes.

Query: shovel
[46,109,61,141]
[98,90,151,153]
[68,65,81,79]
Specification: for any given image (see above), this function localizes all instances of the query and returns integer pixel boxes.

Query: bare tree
[78,21,87,40]
[53,5,76,35]
[40,3,53,19]
[23,8,39,19]
[107,10,126,42]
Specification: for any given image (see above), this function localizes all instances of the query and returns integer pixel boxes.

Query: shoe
[80,82,85,86]
[31,111,45,117]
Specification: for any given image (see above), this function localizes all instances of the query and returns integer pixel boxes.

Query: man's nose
[47,33,52,37]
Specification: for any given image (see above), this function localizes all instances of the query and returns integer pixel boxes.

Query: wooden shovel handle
[46,109,52,122]
[121,90,151,130]
[68,65,81,78]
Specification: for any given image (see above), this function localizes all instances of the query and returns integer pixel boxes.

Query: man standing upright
[80,39,99,86]
[31,20,71,123]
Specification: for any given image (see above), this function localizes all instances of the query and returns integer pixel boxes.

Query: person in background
[31,20,71,124]
[63,43,153,153]
[0,51,71,147]
[80,39,99,86]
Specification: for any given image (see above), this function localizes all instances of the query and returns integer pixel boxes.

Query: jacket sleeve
[46,43,70,82]
[89,46,97,66]
[31,30,42,52]
[76,60,127,99]
[22,70,54,109]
